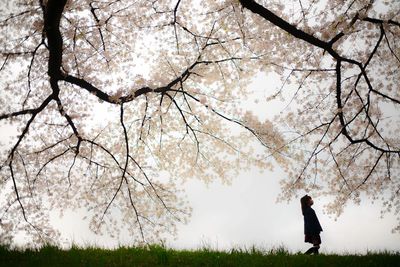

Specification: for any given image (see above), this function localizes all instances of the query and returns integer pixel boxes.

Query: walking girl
[300,195,323,254]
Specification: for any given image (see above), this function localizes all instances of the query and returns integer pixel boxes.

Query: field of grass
[1,244,399,267]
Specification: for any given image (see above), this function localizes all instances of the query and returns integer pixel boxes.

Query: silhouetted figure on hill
[301,195,323,255]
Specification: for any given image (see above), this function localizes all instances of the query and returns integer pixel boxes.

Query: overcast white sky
[50,163,400,254]
[173,167,400,254]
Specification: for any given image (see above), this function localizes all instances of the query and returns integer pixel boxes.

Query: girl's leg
[312,244,320,254]
[304,247,315,254]
[304,244,320,255]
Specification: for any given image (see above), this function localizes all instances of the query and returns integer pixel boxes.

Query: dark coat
[303,207,323,235]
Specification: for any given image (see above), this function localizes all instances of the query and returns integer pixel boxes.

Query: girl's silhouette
[300,195,323,255]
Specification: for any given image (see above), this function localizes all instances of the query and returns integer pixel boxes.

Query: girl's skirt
[305,234,321,245]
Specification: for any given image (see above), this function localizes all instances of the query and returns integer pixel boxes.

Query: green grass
[0,244,399,267]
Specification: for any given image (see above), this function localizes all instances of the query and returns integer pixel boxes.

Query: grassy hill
[1,245,399,267]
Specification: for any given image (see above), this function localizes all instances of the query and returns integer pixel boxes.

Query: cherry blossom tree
[0,0,399,246]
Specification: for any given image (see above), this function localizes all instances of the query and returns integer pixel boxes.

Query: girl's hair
[300,195,311,215]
